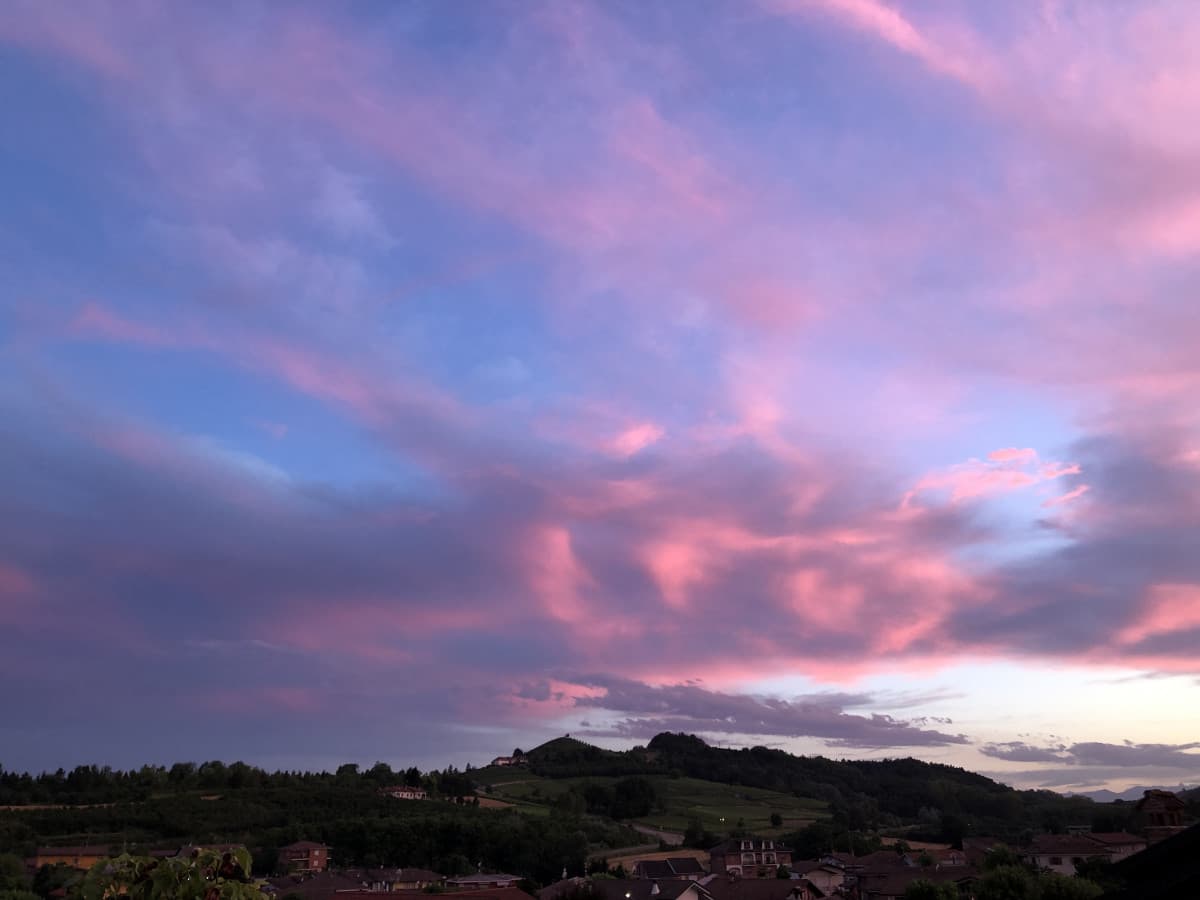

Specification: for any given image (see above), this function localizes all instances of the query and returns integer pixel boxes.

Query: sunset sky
[1,1,1198,793]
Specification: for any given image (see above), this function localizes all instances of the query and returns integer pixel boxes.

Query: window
[1071,858,1083,865]
[1049,857,1062,866]
[742,841,752,850]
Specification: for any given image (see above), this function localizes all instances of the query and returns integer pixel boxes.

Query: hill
[516,732,1111,844]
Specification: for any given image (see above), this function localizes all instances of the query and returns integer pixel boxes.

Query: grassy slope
[474,768,825,833]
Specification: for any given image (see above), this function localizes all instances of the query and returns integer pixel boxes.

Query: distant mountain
[1067,784,1198,803]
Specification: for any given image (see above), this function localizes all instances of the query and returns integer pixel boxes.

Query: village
[22,789,1193,900]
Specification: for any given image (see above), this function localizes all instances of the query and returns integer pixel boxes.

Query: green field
[473,769,825,834]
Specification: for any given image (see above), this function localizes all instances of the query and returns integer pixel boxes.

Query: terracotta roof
[1087,832,1145,846]
[446,873,521,885]
[1136,790,1187,811]
[593,878,709,900]
[397,867,446,881]
[266,871,362,898]
[36,846,112,856]
[636,858,707,878]
[281,840,329,850]
[704,877,804,900]
[537,876,590,900]
[1028,834,1111,855]
[440,889,536,900]
[861,869,976,900]
[789,861,843,877]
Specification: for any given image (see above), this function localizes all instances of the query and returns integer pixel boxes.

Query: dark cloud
[567,676,968,748]
[947,431,1200,667]
[981,740,1200,769]
[980,742,1070,763]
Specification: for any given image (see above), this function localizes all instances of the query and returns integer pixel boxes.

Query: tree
[72,849,266,900]
[974,865,1038,900]
[903,880,959,900]
[774,865,790,879]
[770,813,783,828]
[983,846,1025,870]
[1040,873,1103,900]
[917,852,935,868]
[0,891,40,900]
[33,863,77,898]
[0,857,29,896]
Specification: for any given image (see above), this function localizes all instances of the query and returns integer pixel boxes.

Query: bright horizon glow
[0,0,1198,791]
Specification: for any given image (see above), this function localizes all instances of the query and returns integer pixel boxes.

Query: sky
[1,0,1199,794]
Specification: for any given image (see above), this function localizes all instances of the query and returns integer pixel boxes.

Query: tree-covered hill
[522,732,1114,843]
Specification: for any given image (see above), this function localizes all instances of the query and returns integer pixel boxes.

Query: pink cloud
[905,448,1082,508]
[525,525,595,625]
[988,447,1037,464]
[765,0,996,93]
[1118,585,1200,647]
[607,422,665,458]
[71,302,178,348]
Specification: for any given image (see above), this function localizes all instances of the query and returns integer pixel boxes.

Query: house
[446,872,522,889]
[789,861,845,895]
[393,867,446,890]
[1136,789,1189,842]
[266,870,361,898]
[593,878,713,900]
[33,846,112,870]
[1106,821,1200,899]
[537,876,590,900]
[382,785,428,800]
[705,876,824,900]
[858,869,976,900]
[962,837,1008,867]
[926,848,967,867]
[1085,832,1147,862]
[1025,834,1109,875]
[633,858,707,880]
[438,889,536,900]
[491,757,516,767]
[709,839,793,878]
[277,840,331,873]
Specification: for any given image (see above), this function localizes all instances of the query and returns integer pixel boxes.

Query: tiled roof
[705,877,804,900]
[861,868,976,900]
[636,858,707,878]
[440,889,536,900]
[447,873,521,885]
[593,878,708,900]
[1087,832,1145,846]
[1029,834,1111,855]
[537,876,590,900]
[266,871,361,898]
[281,840,328,850]
[1135,790,1187,811]
[397,867,446,880]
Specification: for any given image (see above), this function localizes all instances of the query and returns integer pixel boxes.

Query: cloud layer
[1,0,1199,778]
